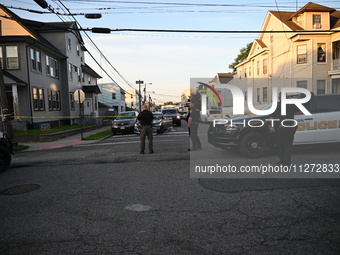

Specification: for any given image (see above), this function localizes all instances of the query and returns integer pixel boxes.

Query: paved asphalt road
[0,120,339,254]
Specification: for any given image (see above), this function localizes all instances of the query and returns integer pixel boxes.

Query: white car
[201,109,225,123]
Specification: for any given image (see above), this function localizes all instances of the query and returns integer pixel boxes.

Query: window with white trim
[30,48,42,72]
[263,59,267,74]
[6,46,19,69]
[263,87,268,102]
[76,44,80,56]
[33,88,45,111]
[297,45,307,64]
[48,90,61,111]
[313,14,322,29]
[46,55,59,78]
[67,37,72,51]
[70,92,75,111]
[317,43,326,63]
[68,63,73,80]
[297,80,307,89]
[317,80,326,94]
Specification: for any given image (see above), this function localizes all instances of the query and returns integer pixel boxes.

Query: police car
[208,94,340,158]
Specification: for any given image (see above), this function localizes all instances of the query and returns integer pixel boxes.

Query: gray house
[0,4,101,130]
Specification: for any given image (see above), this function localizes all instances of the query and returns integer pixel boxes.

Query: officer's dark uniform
[270,102,299,166]
[137,109,154,154]
[188,106,201,151]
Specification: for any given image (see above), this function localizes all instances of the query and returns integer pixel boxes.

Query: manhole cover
[0,184,40,195]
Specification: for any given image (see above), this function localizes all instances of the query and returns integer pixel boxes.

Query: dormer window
[313,14,322,29]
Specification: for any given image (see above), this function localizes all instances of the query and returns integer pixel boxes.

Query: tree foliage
[163,101,180,106]
[229,42,253,71]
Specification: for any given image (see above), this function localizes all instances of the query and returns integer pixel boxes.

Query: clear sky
[3,0,339,104]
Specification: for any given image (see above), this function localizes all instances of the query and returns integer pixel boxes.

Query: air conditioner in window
[313,23,322,29]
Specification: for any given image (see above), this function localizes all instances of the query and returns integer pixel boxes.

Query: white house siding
[233,3,340,111]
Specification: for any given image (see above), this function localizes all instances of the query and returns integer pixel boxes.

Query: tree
[229,42,253,72]
[163,101,180,106]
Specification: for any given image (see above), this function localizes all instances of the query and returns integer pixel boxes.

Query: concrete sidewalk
[19,126,112,151]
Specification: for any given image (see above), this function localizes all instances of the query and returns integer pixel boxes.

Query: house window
[263,59,267,74]
[317,80,326,94]
[68,63,73,80]
[77,68,81,82]
[70,92,75,111]
[313,14,322,29]
[46,55,59,78]
[249,67,251,77]
[48,90,61,111]
[244,68,247,77]
[297,45,307,64]
[257,88,260,102]
[112,93,116,100]
[33,88,45,111]
[81,72,84,83]
[76,44,80,56]
[30,48,42,72]
[317,43,326,63]
[67,37,72,51]
[297,80,307,89]
[6,46,19,69]
[94,95,98,111]
[88,77,91,84]
[263,87,268,102]
[257,61,260,75]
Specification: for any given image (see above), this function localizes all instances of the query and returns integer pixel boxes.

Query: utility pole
[136,80,143,112]
[0,62,14,140]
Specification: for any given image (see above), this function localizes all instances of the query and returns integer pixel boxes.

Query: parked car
[111,111,138,135]
[208,94,340,158]
[0,132,13,174]
[161,108,181,126]
[134,112,173,134]
[153,112,173,133]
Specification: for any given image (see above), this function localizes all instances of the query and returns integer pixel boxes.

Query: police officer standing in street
[137,104,154,154]
[269,92,299,166]
[187,99,202,151]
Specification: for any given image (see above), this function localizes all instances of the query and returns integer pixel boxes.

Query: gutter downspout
[26,42,36,129]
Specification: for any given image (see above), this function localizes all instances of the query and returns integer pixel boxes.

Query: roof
[82,85,101,94]
[82,64,102,78]
[3,70,27,86]
[288,2,336,20]
[269,2,340,30]
[269,11,303,31]
[0,5,66,58]
[44,22,84,44]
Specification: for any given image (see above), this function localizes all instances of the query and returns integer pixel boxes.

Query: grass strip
[83,129,112,140]
[14,124,95,136]
[13,144,29,151]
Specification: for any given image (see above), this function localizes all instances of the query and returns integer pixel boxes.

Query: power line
[53,0,136,94]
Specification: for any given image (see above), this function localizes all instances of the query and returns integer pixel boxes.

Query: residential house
[0,4,101,130]
[98,83,126,118]
[206,73,233,114]
[232,2,340,109]
[125,89,139,111]
[81,64,102,124]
